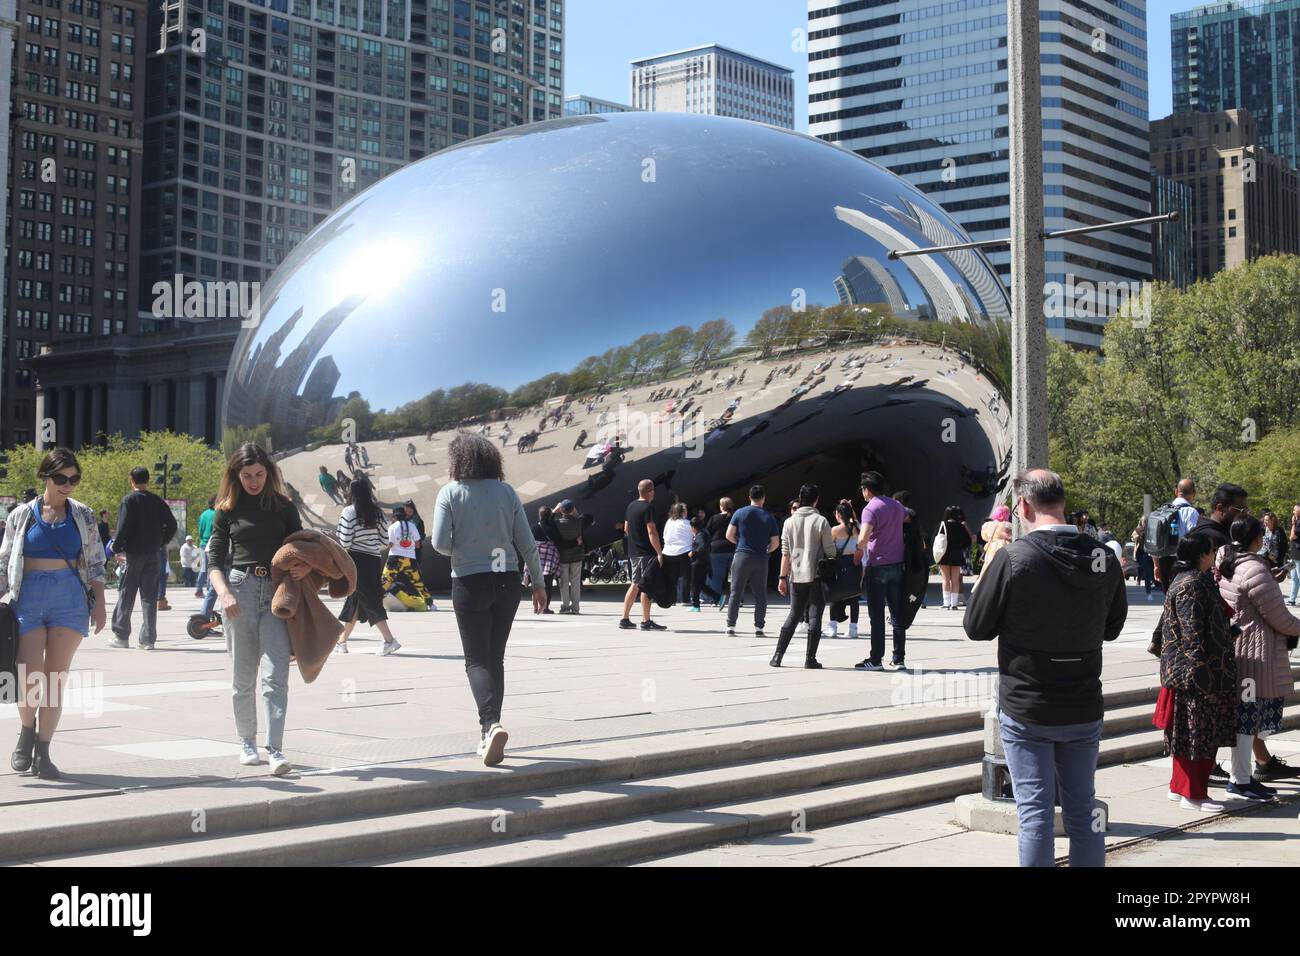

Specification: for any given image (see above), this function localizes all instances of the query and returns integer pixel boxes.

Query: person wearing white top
[662,503,695,605]
[827,501,862,639]
[382,514,435,612]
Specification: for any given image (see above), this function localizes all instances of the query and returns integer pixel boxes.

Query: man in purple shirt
[854,471,908,670]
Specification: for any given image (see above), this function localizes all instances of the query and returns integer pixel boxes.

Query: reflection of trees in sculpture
[301,308,1010,443]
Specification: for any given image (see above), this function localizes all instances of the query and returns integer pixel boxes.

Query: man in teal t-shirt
[195,496,216,599]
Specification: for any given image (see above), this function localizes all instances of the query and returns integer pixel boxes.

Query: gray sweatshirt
[431,478,544,584]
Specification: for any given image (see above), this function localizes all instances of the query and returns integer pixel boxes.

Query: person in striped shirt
[334,479,401,655]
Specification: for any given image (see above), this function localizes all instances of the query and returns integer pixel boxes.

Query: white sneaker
[828,621,839,638]
[848,623,859,639]
[796,622,808,635]
[334,642,349,655]
[267,749,291,776]
[1179,797,1224,813]
[380,639,401,656]
[239,739,261,766]
[1167,790,1182,802]
[481,723,508,767]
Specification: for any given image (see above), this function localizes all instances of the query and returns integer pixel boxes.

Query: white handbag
[931,521,948,565]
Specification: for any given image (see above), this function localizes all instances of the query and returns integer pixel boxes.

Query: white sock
[943,591,953,607]
[828,620,838,637]
[1230,734,1254,784]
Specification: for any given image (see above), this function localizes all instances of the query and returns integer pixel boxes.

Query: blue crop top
[24,501,83,560]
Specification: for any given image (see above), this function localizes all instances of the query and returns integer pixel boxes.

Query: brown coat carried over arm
[271,530,357,683]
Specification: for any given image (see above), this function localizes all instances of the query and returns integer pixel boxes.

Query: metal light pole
[1007,0,1047,496]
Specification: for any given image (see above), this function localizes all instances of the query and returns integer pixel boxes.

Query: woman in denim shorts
[0,448,108,778]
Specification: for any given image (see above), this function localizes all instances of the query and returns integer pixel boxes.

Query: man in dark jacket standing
[549,500,592,614]
[109,466,178,649]
[963,469,1127,867]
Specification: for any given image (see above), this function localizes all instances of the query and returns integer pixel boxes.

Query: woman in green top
[205,443,304,776]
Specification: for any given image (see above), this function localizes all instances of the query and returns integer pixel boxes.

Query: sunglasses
[45,472,82,486]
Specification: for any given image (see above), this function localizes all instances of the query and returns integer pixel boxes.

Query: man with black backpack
[1151,479,1201,590]
[109,467,177,649]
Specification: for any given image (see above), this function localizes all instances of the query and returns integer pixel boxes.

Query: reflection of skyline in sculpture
[835,256,916,319]
[834,203,967,324]
[220,111,1013,582]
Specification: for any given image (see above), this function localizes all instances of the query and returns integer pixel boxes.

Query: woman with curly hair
[432,433,545,766]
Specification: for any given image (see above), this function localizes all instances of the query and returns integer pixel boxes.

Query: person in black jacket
[109,466,177,649]
[549,500,592,614]
[963,468,1127,868]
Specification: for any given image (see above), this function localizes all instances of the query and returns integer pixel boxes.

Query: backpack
[1144,502,1181,557]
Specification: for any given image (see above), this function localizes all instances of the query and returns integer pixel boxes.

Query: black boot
[32,740,60,780]
[10,725,36,773]
[805,630,823,669]
[770,630,794,667]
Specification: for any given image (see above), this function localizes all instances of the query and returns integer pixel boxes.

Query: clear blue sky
[564,0,1202,128]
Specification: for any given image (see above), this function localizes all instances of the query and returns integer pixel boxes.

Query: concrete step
[378,764,985,867]
[368,724,1179,867]
[0,705,982,864]
[21,723,987,866]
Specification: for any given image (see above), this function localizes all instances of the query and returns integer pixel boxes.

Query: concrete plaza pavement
[1,578,1168,809]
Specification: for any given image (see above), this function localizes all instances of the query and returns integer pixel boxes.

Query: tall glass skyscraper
[1173,0,1300,171]
[808,0,1151,347]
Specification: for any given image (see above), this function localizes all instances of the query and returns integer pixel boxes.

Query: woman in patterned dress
[1159,535,1237,812]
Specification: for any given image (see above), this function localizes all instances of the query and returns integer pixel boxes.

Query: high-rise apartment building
[1172,0,1300,172]
[808,0,1151,347]
[3,0,147,448]
[1151,108,1300,280]
[630,44,794,129]
[140,0,565,310]
[19,0,564,450]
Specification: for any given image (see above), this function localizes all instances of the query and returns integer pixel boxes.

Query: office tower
[630,43,794,130]
[23,0,565,449]
[808,0,1151,347]
[1151,108,1300,280]
[564,94,631,116]
[3,0,147,448]
[1172,0,1300,172]
[140,0,565,312]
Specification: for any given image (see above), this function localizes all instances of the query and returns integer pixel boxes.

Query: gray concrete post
[1007,0,1048,526]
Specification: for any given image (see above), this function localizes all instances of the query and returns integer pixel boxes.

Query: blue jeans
[196,548,210,594]
[1289,563,1300,603]
[157,548,169,600]
[224,568,291,752]
[863,561,906,664]
[708,552,733,604]
[999,711,1105,868]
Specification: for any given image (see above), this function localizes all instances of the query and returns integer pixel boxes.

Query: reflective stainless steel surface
[222,112,1011,580]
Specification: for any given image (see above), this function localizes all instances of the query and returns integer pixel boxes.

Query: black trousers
[450,572,521,733]
[111,551,159,645]
[775,581,825,663]
[690,557,716,607]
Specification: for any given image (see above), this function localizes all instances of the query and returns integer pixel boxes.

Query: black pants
[775,581,825,663]
[112,551,160,645]
[1157,555,1174,592]
[662,552,691,605]
[450,572,521,733]
[690,557,716,607]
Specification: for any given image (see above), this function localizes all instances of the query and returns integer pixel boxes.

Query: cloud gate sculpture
[222,112,1013,589]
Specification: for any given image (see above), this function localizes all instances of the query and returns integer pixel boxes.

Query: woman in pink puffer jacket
[1216,514,1300,801]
